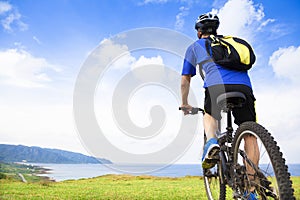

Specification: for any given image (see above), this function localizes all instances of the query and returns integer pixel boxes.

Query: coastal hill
[0,144,112,164]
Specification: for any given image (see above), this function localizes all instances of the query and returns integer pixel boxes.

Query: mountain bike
[180,91,295,199]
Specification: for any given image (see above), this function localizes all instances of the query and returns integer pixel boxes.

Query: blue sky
[1,0,300,164]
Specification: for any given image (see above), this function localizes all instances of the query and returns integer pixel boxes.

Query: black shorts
[204,84,256,125]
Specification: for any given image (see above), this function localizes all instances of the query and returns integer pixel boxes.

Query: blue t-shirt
[182,38,252,88]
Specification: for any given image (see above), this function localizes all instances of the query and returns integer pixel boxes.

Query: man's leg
[202,86,223,169]
[202,113,220,169]
[244,134,260,192]
[203,113,218,140]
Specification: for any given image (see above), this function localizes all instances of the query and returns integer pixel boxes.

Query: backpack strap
[216,37,232,55]
[197,38,213,80]
[198,63,205,80]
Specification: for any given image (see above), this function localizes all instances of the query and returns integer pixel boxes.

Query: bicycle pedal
[206,158,219,163]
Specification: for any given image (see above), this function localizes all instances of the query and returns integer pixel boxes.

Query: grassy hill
[0,144,111,164]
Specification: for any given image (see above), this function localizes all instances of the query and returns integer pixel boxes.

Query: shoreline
[0,162,55,182]
[3,162,300,183]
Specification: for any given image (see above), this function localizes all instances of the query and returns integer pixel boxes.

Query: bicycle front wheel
[203,133,226,200]
[232,121,294,199]
[203,160,226,200]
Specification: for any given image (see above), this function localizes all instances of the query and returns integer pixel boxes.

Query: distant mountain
[0,144,112,164]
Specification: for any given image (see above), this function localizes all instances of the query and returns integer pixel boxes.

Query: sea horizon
[31,163,300,182]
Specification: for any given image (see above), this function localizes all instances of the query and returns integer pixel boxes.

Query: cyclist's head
[195,13,219,35]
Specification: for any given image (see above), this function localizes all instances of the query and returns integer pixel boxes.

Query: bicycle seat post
[216,92,247,142]
[226,106,234,134]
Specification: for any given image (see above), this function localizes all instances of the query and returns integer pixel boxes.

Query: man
[180,13,259,199]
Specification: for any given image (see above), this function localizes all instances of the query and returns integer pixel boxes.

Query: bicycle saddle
[217,92,246,110]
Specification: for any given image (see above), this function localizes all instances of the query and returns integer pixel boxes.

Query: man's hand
[180,104,193,115]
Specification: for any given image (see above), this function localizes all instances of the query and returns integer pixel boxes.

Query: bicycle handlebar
[179,107,205,115]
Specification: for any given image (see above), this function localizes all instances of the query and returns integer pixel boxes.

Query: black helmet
[195,13,220,32]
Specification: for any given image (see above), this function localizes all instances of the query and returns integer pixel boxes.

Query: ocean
[36,163,300,182]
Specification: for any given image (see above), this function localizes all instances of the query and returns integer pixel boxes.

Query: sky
[1,0,300,164]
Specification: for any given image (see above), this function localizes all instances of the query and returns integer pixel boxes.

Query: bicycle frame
[215,107,235,189]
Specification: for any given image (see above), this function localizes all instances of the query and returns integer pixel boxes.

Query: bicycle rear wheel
[232,122,294,199]
[203,163,226,200]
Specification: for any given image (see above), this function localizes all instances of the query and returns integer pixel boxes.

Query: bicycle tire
[203,133,226,200]
[232,121,295,199]
[203,163,226,200]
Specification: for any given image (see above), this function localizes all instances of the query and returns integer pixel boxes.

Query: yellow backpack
[205,35,256,71]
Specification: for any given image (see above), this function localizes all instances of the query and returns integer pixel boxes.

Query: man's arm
[181,75,191,105]
[181,75,192,114]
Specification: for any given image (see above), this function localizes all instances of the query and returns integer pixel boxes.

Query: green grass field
[1,174,299,200]
[0,163,299,199]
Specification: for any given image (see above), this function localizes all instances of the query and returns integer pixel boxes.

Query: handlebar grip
[179,107,204,115]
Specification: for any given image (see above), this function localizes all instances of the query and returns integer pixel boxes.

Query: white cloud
[95,38,130,68]
[97,38,164,72]
[269,46,300,83]
[257,18,275,31]
[33,36,42,45]
[255,86,300,164]
[0,1,12,14]
[96,39,167,92]
[131,55,165,82]
[132,55,163,70]
[141,0,169,4]
[110,51,135,70]
[0,48,61,88]
[0,104,89,155]
[0,1,28,32]
[213,0,273,42]
[175,6,189,31]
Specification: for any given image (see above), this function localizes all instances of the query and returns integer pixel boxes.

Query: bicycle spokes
[236,147,280,199]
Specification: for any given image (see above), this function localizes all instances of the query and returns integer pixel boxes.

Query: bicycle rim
[232,122,294,199]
